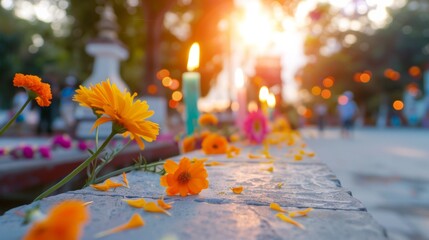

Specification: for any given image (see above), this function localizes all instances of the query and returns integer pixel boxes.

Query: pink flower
[77,140,88,151]
[39,145,51,159]
[22,145,34,159]
[0,148,5,156]
[243,111,269,144]
[52,134,72,149]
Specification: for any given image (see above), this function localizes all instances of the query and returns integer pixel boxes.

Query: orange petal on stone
[248,153,263,159]
[270,202,287,213]
[122,172,130,188]
[143,202,171,216]
[266,167,274,173]
[122,198,147,208]
[95,213,144,238]
[83,201,93,207]
[289,208,313,217]
[205,161,225,167]
[275,183,284,189]
[105,179,124,188]
[231,186,243,194]
[157,197,173,210]
[299,149,306,155]
[91,183,110,191]
[276,213,305,229]
[307,152,315,157]
[294,154,303,161]
[259,160,274,164]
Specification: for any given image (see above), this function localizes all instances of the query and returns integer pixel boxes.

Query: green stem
[0,97,32,136]
[34,132,116,201]
[94,161,165,184]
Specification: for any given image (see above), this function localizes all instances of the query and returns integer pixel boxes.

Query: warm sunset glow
[172,91,183,101]
[267,93,276,108]
[321,89,331,99]
[234,68,245,88]
[392,100,404,111]
[311,86,321,96]
[259,86,269,102]
[322,77,334,88]
[187,42,200,71]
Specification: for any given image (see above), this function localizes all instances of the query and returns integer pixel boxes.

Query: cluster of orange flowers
[13,73,52,107]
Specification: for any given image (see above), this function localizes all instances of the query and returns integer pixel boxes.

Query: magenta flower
[243,111,269,144]
[77,140,88,151]
[52,134,72,149]
[0,148,5,156]
[22,145,34,159]
[39,145,51,159]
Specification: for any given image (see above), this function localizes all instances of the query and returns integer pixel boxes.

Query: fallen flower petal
[289,208,313,217]
[231,186,243,194]
[205,161,225,167]
[91,179,124,191]
[143,202,171,216]
[270,202,287,213]
[105,179,124,188]
[259,160,274,164]
[299,149,306,155]
[276,213,305,229]
[248,153,263,159]
[122,172,130,188]
[294,154,303,161]
[266,167,274,173]
[95,213,144,238]
[83,201,93,207]
[307,152,315,157]
[157,197,173,210]
[275,183,284,189]
[123,198,147,208]
[90,184,110,191]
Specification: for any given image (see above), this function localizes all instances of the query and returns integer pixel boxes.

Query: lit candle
[267,92,276,120]
[234,68,247,131]
[259,86,269,117]
[183,42,201,135]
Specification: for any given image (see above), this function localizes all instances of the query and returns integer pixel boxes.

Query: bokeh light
[392,100,404,111]
[169,79,180,90]
[322,77,334,88]
[359,71,371,83]
[162,77,172,87]
[172,91,183,101]
[156,69,170,80]
[147,84,158,95]
[169,99,178,109]
[321,89,331,99]
[408,66,421,78]
[311,86,321,96]
[338,95,349,105]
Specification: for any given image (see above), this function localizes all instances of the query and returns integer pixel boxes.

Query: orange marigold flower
[182,135,196,153]
[23,200,89,240]
[13,73,52,107]
[201,134,228,154]
[198,113,218,126]
[73,80,159,149]
[160,158,209,197]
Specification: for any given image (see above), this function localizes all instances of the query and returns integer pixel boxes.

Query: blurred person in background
[337,91,358,138]
[60,75,77,132]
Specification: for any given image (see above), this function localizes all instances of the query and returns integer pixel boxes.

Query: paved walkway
[0,141,386,239]
[303,127,429,240]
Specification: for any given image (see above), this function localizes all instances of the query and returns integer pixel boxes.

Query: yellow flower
[201,134,229,154]
[276,213,305,229]
[198,113,218,126]
[23,200,89,240]
[73,80,159,149]
[231,186,243,194]
[289,208,313,217]
[13,73,52,107]
[95,213,144,238]
[270,202,287,213]
[91,179,124,191]
[160,158,209,197]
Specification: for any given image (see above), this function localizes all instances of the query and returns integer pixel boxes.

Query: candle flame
[234,68,245,88]
[267,93,276,108]
[259,86,269,102]
[187,42,200,71]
